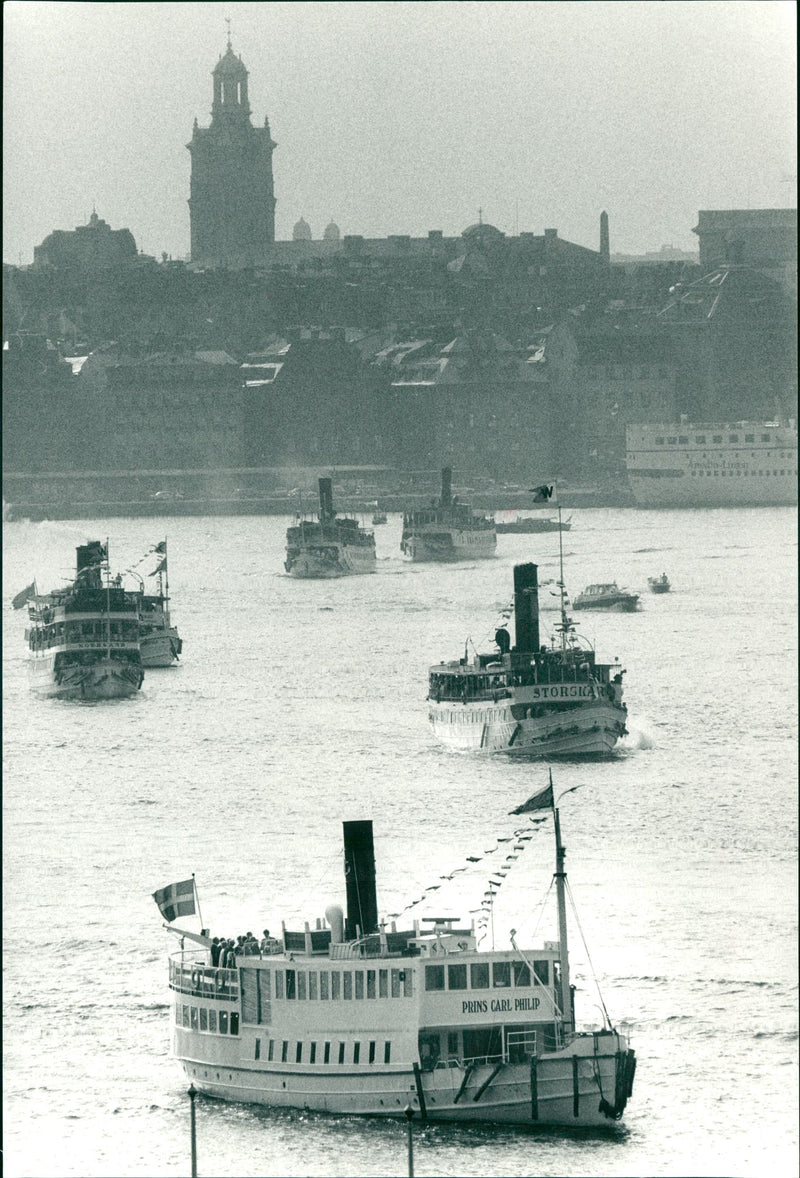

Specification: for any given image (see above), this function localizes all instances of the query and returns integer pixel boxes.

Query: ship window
[182,1005,190,1027]
[761,433,771,442]
[745,434,754,442]
[353,1042,360,1064]
[403,970,413,997]
[308,972,318,1000]
[471,963,490,989]
[355,971,364,999]
[419,1033,441,1072]
[513,961,531,987]
[463,1027,501,1063]
[268,1040,274,1061]
[259,970,271,1010]
[338,1042,345,1064]
[384,1042,391,1064]
[667,437,677,445]
[655,437,664,445]
[190,1007,199,1030]
[695,435,706,443]
[331,972,340,999]
[320,972,329,999]
[713,434,723,443]
[286,970,296,1000]
[219,1012,229,1034]
[230,1013,239,1035]
[281,1041,288,1062]
[367,970,376,998]
[324,1042,331,1064]
[448,1031,460,1057]
[255,1038,261,1060]
[391,970,402,997]
[297,972,307,1000]
[275,972,284,999]
[369,1041,376,1064]
[729,434,738,442]
[200,1008,208,1031]
[448,963,468,990]
[534,960,550,985]
[343,972,353,999]
[208,1010,217,1033]
[310,1042,317,1064]
[296,1042,303,1063]
[678,436,689,444]
[425,965,445,991]
[379,969,388,998]
[493,962,511,988]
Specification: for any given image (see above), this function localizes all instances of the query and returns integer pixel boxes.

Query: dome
[293,218,312,241]
[323,221,341,242]
[461,222,504,242]
[213,46,248,77]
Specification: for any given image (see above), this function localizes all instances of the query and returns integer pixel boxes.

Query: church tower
[188,36,276,266]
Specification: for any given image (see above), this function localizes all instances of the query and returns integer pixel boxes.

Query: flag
[12,582,35,610]
[509,782,554,815]
[152,558,167,575]
[153,878,195,923]
[154,541,167,554]
[530,483,556,504]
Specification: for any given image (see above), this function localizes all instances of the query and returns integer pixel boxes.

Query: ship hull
[140,629,182,667]
[285,544,377,578]
[174,1035,634,1128]
[429,697,626,757]
[401,529,497,562]
[28,653,143,700]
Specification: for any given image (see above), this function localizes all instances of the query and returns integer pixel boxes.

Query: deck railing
[169,958,239,1003]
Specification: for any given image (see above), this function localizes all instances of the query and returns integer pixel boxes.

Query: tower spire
[225,16,232,50]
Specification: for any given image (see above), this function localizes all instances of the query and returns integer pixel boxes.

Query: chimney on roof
[600,211,610,263]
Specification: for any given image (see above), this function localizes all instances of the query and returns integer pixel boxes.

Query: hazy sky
[3,1,796,264]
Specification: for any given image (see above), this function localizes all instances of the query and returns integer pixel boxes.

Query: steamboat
[25,541,144,700]
[162,804,635,1127]
[428,563,627,757]
[626,418,797,507]
[401,468,496,562]
[139,540,183,667]
[285,478,376,578]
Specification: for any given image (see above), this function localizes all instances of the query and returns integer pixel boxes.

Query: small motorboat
[572,583,640,612]
[647,574,671,594]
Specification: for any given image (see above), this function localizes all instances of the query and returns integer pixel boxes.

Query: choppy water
[3,508,798,1178]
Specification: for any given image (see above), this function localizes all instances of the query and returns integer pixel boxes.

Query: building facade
[188,39,277,267]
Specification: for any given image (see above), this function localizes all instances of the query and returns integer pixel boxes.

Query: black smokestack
[343,820,378,938]
[513,562,540,653]
[318,477,335,521]
[76,541,106,588]
[440,467,452,507]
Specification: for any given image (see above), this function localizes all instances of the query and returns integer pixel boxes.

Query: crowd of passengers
[209,929,282,967]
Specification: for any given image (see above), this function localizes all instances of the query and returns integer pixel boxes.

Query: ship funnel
[513,562,540,653]
[440,467,452,507]
[325,905,344,944]
[343,820,378,939]
[76,541,106,589]
[318,477,335,521]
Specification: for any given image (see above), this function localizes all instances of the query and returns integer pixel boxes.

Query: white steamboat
[626,419,797,507]
[163,808,635,1128]
[26,541,144,700]
[401,468,496,562]
[285,478,376,578]
[139,540,183,668]
[428,562,627,758]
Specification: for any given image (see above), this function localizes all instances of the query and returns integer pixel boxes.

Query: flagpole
[552,771,573,1036]
[192,874,205,933]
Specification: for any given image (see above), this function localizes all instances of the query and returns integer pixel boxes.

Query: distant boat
[572,583,640,612]
[285,478,376,578]
[647,574,671,594]
[25,541,144,700]
[139,540,183,667]
[495,515,572,534]
[371,511,388,525]
[401,467,496,561]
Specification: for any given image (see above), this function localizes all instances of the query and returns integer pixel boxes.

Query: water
[3,508,797,1178]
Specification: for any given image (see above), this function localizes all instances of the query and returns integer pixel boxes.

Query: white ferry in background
[139,540,182,668]
[161,808,636,1128]
[626,419,798,507]
[25,541,144,700]
[285,478,376,578]
[428,563,627,758]
[401,468,496,561]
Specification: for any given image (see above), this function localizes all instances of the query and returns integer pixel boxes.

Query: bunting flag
[151,558,167,576]
[155,540,167,554]
[510,782,554,815]
[12,582,36,610]
[530,482,556,504]
[152,878,195,923]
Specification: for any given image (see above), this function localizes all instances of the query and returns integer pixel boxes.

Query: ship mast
[552,773,574,1033]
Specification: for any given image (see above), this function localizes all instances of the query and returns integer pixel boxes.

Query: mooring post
[404,1105,415,1177]
[188,1083,197,1178]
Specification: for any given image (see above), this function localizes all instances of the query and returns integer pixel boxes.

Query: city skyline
[3,0,796,265]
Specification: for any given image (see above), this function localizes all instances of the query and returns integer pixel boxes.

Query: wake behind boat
[428,563,628,757]
[159,792,635,1128]
[401,468,496,562]
[285,478,376,578]
[25,541,144,700]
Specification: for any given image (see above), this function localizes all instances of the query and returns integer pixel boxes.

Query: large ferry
[285,478,376,578]
[25,541,144,700]
[428,563,627,757]
[401,468,497,561]
[161,802,636,1127]
[626,419,798,507]
[139,540,183,668]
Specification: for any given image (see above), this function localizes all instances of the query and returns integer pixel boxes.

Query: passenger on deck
[261,929,281,954]
[210,937,222,967]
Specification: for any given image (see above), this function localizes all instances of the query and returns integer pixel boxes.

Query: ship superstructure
[401,468,496,561]
[285,478,376,578]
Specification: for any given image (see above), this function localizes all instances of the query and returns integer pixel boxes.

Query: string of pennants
[121,540,168,580]
[385,814,551,924]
